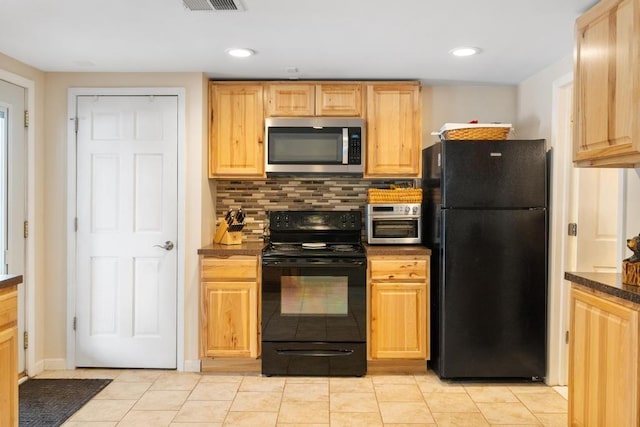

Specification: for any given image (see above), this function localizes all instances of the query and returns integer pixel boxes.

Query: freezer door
[442,139,547,208]
[439,208,547,379]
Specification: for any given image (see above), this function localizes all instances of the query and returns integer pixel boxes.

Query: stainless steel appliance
[366,203,421,244]
[265,117,364,175]
[261,210,366,376]
[422,139,548,380]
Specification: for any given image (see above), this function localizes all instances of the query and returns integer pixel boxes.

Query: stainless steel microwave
[265,117,365,175]
[366,203,422,244]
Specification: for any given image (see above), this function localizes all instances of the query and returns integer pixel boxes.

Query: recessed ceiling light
[226,48,255,58]
[450,47,481,57]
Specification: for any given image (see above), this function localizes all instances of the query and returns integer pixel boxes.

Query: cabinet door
[370,282,427,359]
[0,326,18,427]
[202,281,258,358]
[569,287,639,426]
[209,83,265,177]
[316,83,364,117]
[573,0,640,166]
[365,82,422,177]
[265,83,315,116]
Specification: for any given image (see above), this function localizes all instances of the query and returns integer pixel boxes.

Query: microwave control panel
[348,129,362,164]
[367,203,421,217]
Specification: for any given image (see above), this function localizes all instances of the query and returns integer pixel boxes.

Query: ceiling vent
[182,0,245,11]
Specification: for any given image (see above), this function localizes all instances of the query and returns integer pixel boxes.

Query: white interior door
[75,95,178,368]
[572,168,618,272]
[0,79,26,375]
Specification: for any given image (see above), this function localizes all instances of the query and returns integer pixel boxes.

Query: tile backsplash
[215,177,415,242]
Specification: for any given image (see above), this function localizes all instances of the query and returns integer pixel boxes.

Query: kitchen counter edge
[565,271,640,305]
[0,274,23,291]
[198,242,267,256]
[364,244,431,256]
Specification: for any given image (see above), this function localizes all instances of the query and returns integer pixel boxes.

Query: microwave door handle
[342,128,349,164]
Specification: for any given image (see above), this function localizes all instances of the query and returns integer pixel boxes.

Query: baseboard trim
[43,358,67,371]
[183,359,202,372]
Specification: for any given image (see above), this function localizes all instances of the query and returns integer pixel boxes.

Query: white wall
[425,86,517,146]
[516,54,573,142]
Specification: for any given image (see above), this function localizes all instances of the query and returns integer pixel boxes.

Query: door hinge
[24,110,29,128]
[24,331,28,349]
[73,316,77,331]
[74,217,78,232]
[74,117,79,134]
[565,330,569,344]
[23,221,28,238]
[568,223,577,237]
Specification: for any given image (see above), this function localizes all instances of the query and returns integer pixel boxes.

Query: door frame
[547,72,574,386]
[66,87,186,370]
[0,69,35,377]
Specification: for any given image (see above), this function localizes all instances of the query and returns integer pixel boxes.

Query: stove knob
[404,206,410,214]
[413,206,419,214]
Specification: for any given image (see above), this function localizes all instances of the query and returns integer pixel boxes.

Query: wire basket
[367,188,423,203]
[436,123,512,141]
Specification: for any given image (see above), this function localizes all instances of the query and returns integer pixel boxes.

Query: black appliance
[261,210,367,376]
[422,139,548,380]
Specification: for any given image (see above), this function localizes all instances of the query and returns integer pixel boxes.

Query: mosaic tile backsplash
[215,177,416,242]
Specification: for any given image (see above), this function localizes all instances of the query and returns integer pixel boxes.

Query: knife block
[213,219,243,245]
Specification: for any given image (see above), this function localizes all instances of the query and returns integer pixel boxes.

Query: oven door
[262,257,366,343]
[367,216,421,244]
[261,256,367,376]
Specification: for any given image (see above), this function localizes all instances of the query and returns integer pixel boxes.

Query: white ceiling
[0,0,598,85]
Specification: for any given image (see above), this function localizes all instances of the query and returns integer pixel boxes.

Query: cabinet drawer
[369,259,428,280]
[201,256,258,280]
[0,287,17,328]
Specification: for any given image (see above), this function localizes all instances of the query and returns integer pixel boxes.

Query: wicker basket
[437,123,512,141]
[367,188,423,203]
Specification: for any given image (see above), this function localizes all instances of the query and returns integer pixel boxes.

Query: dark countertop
[0,274,23,291]
[565,272,640,305]
[364,244,431,256]
[198,242,266,256]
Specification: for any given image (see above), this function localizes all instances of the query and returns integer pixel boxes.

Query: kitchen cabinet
[265,82,364,117]
[0,284,18,427]
[573,0,640,167]
[569,285,639,426]
[200,255,260,358]
[209,82,265,178]
[365,82,422,177]
[368,255,429,359]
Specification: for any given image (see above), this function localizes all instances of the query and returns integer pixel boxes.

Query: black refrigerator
[422,139,547,380]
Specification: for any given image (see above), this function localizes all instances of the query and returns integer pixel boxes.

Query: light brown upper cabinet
[573,0,640,167]
[209,82,265,178]
[365,82,422,177]
[265,82,364,117]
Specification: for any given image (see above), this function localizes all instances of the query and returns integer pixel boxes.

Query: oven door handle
[262,259,365,268]
[275,349,354,357]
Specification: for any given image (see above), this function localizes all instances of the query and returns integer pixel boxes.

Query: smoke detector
[182,0,246,11]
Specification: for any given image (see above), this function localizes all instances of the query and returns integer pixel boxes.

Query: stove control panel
[269,211,362,231]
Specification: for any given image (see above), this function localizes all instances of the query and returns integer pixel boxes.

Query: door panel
[0,79,26,374]
[440,208,547,378]
[75,95,178,368]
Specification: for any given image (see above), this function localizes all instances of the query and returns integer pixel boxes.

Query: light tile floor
[32,369,568,426]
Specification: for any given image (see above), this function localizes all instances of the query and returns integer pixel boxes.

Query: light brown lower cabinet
[368,255,429,359]
[200,255,260,358]
[0,285,18,427]
[569,285,639,426]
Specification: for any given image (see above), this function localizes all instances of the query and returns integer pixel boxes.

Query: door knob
[154,241,174,251]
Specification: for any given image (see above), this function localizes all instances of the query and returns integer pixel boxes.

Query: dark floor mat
[19,378,112,426]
